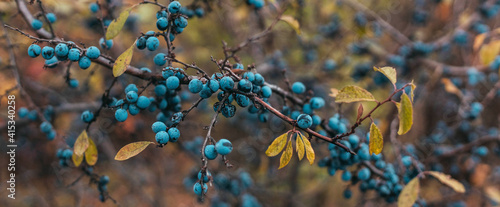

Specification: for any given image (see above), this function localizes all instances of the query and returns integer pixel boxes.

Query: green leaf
[398,92,413,135]
[115,141,153,161]
[280,15,301,35]
[426,171,465,193]
[369,122,383,155]
[335,85,376,103]
[113,42,135,77]
[373,66,397,86]
[278,140,293,169]
[265,131,290,157]
[299,132,315,165]
[72,151,84,167]
[296,133,305,160]
[398,177,420,207]
[84,138,98,166]
[105,7,133,39]
[74,130,89,156]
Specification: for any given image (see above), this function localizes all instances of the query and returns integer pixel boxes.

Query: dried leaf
[369,122,383,155]
[426,171,465,193]
[398,177,420,207]
[115,141,154,161]
[265,131,290,157]
[279,140,293,169]
[335,85,376,103]
[74,130,89,156]
[84,138,98,166]
[398,92,413,135]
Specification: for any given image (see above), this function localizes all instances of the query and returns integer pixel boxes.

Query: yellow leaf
[113,42,135,77]
[373,66,397,86]
[279,140,293,169]
[485,186,500,203]
[369,122,383,155]
[299,132,315,165]
[329,88,339,98]
[426,171,465,193]
[410,80,417,102]
[479,40,500,65]
[280,15,301,35]
[72,151,83,167]
[115,141,153,161]
[265,132,290,157]
[473,33,487,52]
[74,130,89,156]
[106,7,133,39]
[398,177,420,207]
[335,85,376,103]
[84,138,98,166]
[296,133,305,160]
[398,92,413,135]
[441,78,462,97]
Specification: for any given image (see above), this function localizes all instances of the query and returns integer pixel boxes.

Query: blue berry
[235,94,250,107]
[222,104,236,118]
[99,37,113,49]
[292,82,306,94]
[81,110,94,123]
[188,79,203,93]
[146,36,160,51]
[474,146,488,157]
[310,97,325,109]
[197,170,212,183]
[152,121,167,133]
[193,182,207,196]
[205,144,218,160]
[261,86,272,98]
[168,1,182,14]
[136,37,147,50]
[167,127,180,142]
[89,3,100,13]
[78,56,91,69]
[69,79,79,88]
[115,109,128,122]
[155,131,169,144]
[341,170,352,181]
[40,121,52,133]
[215,139,233,155]
[31,19,43,30]
[156,10,168,19]
[68,48,81,61]
[141,67,151,73]
[219,77,234,91]
[46,13,57,23]
[242,72,255,81]
[166,76,180,90]
[126,91,138,103]
[41,46,55,60]
[238,79,253,92]
[401,156,412,167]
[206,79,219,92]
[45,56,59,68]
[357,167,371,181]
[154,53,167,66]
[55,43,69,58]
[253,73,264,86]
[28,44,41,58]
[46,130,56,140]
[174,16,188,28]
[171,112,183,124]
[99,175,109,185]
[155,85,167,96]
[156,17,169,31]
[86,46,100,59]
[195,8,204,17]
[136,96,151,109]
[18,107,29,118]
[343,189,352,199]
[128,104,140,115]
[125,84,138,93]
[296,114,312,129]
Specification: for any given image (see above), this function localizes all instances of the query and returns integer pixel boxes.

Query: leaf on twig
[299,132,315,165]
[279,140,293,169]
[113,42,135,77]
[106,6,135,39]
[369,122,383,155]
[398,92,413,135]
[373,66,397,86]
[74,130,89,156]
[398,177,420,207]
[85,138,98,166]
[115,141,153,161]
[265,131,289,157]
[335,85,376,103]
[426,171,465,193]
[280,15,301,35]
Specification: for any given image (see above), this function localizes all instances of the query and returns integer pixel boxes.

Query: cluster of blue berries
[56,148,73,167]
[27,42,101,70]
[19,106,56,140]
[152,121,181,145]
[203,139,233,160]
[97,175,110,202]
[111,84,152,122]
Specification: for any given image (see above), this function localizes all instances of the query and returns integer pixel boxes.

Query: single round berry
[81,110,94,123]
[115,109,128,122]
[253,73,265,86]
[41,46,55,60]
[46,130,56,140]
[154,53,167,66]
[126,91,138,103]
[204,144,218,160]
[219,76,235,91]
[197,170,212,183]
[45,56,59,68]
[152,121,167,133]
[238,79,253,93]
[292,82,306,94]
[136,36,147,50]
[136,96,151,109]
[166,76,180,90]
[189,79,203,93]
[99,175,110,185]
[156,17,169,31]
[341,170,352,181]
[156,10,168,19]
[242,72,255,82]
[68,48,81,61]
[99,37,113,49]
[310,97,325,109]
[125,84,138,93]
[146,37,160,51]
[69,79,79,88]
[168,1,182,14]
[174,16,188,28]
[78,56,91,69]
[155,85,167,96]
[222,104,236,118]
[236,94,250,107]
[215,139,233,155]
[167,127,180,142]
[261,86,272,98]
[28,44,41,58]
[89,3,100,13]
[40,121,52,134]
[155,131,169,144]
[296,114,312,129]
[207,79,219,92]
[86,46,100,59]
[55,43,69,58]
[357,167,371,181]
[18,107,29,118]
[46,13,57,23]
[193,182,208,196]
[31,19,43,30]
